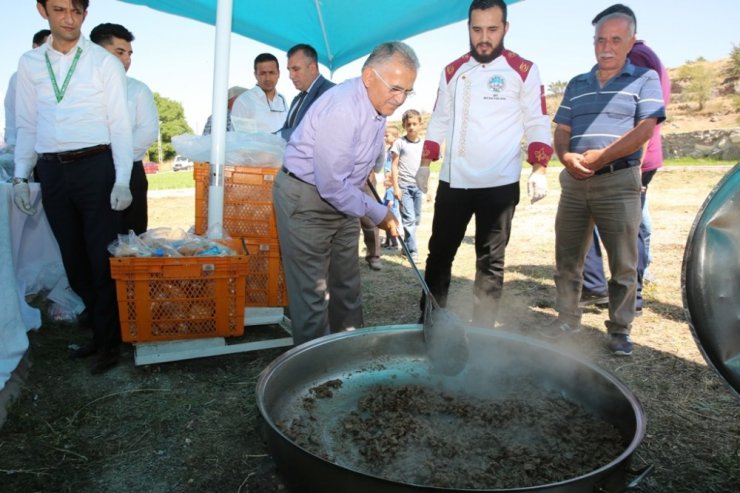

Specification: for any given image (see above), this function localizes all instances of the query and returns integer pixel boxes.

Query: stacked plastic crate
[193,163,288,309]
[110,254,249,343]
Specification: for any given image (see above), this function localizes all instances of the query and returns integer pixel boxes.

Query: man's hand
[110,184,133,211]
[415,166,430,193]
[562,152,594,180]
[12,182,36,215]
[581,149,606,171]
[527,171,548,204]
[377,207,400,238]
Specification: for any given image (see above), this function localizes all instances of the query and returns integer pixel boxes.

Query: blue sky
[2,0,738,134]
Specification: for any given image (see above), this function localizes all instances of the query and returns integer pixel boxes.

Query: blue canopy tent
[117,0,501,72]
[118,0,521,233]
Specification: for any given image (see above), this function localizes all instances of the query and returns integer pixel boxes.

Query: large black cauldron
[256,325,647,492]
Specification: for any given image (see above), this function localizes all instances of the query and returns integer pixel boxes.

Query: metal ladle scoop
[366,180,469,375]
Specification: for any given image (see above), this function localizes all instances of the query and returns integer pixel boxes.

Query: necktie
[287,91,307,128]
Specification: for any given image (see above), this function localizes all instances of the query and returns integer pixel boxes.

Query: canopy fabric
[118,0,521,71]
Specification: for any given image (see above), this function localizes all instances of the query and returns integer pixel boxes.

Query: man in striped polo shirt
[541,12,665,356]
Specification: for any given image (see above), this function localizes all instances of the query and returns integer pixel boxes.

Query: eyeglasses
[372,68,415,98]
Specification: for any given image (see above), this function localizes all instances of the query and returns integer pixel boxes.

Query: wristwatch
[11,177,28,185]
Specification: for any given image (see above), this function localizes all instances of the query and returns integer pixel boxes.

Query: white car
[172,155,193,171]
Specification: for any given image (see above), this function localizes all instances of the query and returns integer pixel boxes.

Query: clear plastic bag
[172,131,286,167]
[108,228,237,257]
[0,144,14,181]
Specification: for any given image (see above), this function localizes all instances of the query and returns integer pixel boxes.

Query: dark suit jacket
[279,74,335,141]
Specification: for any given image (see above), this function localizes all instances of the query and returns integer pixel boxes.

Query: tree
[146,93,193,161]
[728,44,740,78]
[678,60,716,111]
[547,80,568,97]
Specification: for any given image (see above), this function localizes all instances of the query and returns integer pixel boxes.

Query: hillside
[391,57,740,135]
[664,57,739,133]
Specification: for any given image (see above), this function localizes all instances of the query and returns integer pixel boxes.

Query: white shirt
[425,50,551,189]
[230,85,287,134]
[127,77,158,162]
[14,36,133,185]
[4,72,17,145]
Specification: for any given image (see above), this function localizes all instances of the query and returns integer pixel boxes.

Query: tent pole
[206,0,233,239]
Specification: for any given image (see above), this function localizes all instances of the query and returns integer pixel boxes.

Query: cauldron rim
[256,324,646,492]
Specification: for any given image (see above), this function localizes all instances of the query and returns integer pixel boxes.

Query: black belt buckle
[595,159,633,176]
[57,153,77,165]
[54,144,110,164]
[282,166,307,184]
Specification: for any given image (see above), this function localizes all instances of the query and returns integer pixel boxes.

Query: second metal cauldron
[256,325,646,492]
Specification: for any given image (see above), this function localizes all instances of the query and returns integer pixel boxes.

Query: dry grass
[0,166,738,492]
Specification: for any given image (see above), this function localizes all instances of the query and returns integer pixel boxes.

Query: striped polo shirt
[554,61,665,162]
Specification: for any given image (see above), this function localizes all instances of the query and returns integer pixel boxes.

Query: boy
[391,109,424,262]
[380,125,400,247]
[383,126,400,175]
[381,174,401,248]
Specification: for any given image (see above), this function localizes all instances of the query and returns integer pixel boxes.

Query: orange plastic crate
[110,255,249,343]
[227,239,287,308]
[193,163,279,239]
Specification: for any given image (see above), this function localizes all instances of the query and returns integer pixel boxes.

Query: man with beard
[415,0,552,327]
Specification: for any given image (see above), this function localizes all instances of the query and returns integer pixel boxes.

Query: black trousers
[36,151,123,352]
[423,180,519,327]
[121,160,149,235]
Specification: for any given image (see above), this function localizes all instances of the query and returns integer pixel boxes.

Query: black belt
[39,144,111,164]
[281,166,310,184]
[594,159,639,176]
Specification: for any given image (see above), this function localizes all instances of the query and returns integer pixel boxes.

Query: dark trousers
[273,171,363,344]
[121,160,148,235]
[423,180,518,327]
[36,151,123,352]
[360,215,381,259]
[360,182,380,259]
[582,169,656,309]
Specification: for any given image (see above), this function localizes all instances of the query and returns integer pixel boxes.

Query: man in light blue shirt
[541,13,665,357]
[275,41,418,345]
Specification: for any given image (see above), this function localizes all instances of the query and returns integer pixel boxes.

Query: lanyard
[45,47,82,103]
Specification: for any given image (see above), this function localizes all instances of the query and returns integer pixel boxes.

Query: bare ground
[0,165,738,492]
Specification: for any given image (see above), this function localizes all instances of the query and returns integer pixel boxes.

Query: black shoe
[634,306,643,317]
[537,319,581,339]
[76,310,93,330]
[579,291,609,308]
[69,342,96,359]
[90,350,119,375]
[607,334,633,356]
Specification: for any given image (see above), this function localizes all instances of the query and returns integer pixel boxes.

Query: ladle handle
[365,179,440,310]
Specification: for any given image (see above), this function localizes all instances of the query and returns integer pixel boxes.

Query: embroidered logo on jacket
[488,75,505,93]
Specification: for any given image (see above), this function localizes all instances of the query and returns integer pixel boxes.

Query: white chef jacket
[127,77,158,162]
[14,36,133,185]
[231,86,287,134]
[4,72,17,145]
[424,50,552,189]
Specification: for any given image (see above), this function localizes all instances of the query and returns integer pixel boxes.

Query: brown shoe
[90,350,119,375]
[366,257,382,271]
